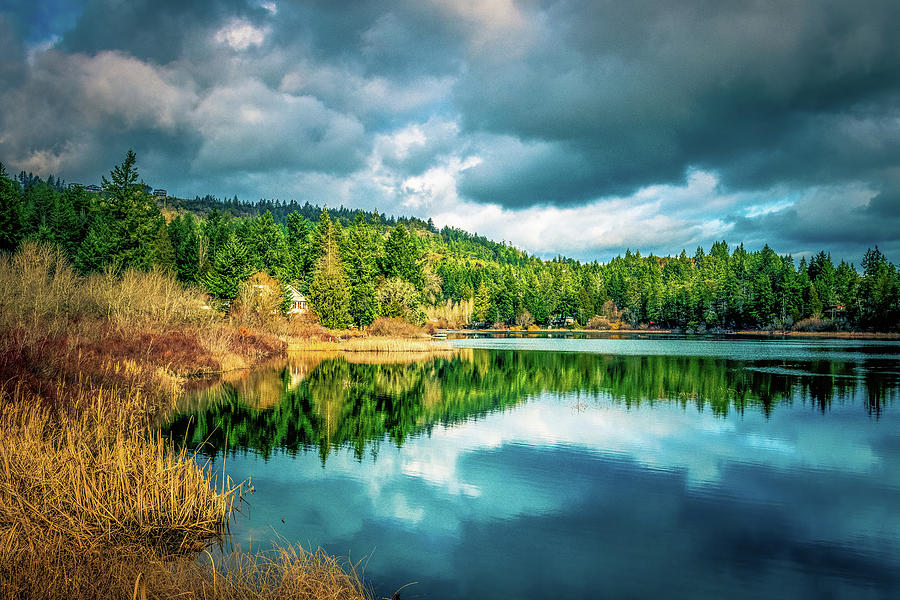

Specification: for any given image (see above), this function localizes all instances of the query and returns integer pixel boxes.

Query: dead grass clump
[0,541,370,600]
[339,337,454,353]
[0,393,240,555]
[286,313,337,341]
[792,317,837,332]
[366,317,426,338]
[83,267,217,330]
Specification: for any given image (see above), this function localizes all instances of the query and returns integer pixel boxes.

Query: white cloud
[214,19,269,51]
[428,169,739,259]
[190,79,366,174]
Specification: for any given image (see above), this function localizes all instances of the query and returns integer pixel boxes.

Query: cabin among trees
[285,285,309,315]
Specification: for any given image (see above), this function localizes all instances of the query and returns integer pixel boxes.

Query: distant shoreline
[440,329,900,340]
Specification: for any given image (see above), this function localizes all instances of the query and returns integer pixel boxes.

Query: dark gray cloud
[453,0,900,203]
[1,0,899,262]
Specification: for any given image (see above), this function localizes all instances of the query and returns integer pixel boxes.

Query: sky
[1,0,899,264]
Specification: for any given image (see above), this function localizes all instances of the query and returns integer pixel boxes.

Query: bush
[366,316,424,338]
[792,317,837,332]
[587,315,611,330]
[515,310,534,329]
[230,273,283,329]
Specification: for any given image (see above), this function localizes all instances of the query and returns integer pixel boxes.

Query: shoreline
[438,328,900,340]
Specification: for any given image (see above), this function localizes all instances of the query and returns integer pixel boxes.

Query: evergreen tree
[203,232,252,300]
[473,281,491,322]
[48,189,81,254]
[246,210,289,277]
[343,213,379,326]
[308,216,351,329]
[381,223,423,288]
[22,180,56,236]
[0,164,23,252]
[91,150,167,271]
[169,213,202,282]
[75,216,118,274]
[286,212,314,286]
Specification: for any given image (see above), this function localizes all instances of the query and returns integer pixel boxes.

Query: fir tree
[381,223,423,288]
[342,213,379,326]
[308,216,351,329]
[0,164,23,252]
[473,281,491,322]
[169,213,202,282]
[202,233,252,300]
[97,149,166,270]
[75,216,118,274]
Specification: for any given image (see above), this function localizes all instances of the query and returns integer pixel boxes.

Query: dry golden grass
[0,389,239,555]
[0,540,370,600]
[338,337,454,353]
[365,317,426,338]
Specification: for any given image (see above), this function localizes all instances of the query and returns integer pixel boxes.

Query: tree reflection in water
[163,349,898,459]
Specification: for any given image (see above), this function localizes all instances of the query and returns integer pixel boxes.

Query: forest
[1,151,898,332]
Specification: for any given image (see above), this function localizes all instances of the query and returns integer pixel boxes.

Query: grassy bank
[285,316,456,353]
[0,244,368,599]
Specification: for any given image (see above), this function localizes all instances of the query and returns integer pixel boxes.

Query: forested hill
[2,153,899,332]
[165,192,534,268]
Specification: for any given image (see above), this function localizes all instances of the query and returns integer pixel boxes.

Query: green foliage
[473,281,491,322]
[202,232,252,300]
[71,150,170,273]
[308,211,351,328]
[342,214,379,326]
[381,223,423,288]
[245,210,289,278]
[168,213,202,282]
[3,155,899,332]
[376,277,422,324]
[0,164,23,252]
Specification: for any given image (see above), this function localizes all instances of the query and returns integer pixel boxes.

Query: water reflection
[161,343,900,599]
[165,348,899,460]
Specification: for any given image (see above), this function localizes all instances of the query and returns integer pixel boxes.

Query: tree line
[1,152,898,331]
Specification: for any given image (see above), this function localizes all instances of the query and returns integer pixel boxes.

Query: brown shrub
[366,317,425,338]
[586,315,611,330]
[792,317,837,332]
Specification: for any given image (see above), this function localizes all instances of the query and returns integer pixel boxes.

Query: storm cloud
[1,0,899,262]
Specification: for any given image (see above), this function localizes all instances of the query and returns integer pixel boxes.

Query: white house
[285,285,309,315]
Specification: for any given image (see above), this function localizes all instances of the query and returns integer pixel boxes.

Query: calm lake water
[164,338,900,599]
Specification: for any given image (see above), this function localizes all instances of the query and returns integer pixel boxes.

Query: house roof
[285,284,307,302]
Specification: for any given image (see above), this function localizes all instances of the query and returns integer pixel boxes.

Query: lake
[163,337,900,599]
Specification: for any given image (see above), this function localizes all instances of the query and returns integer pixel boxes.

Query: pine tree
[98,150,165,270]
[202,233,252,300]
[308,216,351,329]
[381,223,423,288]
[0,164,23,252]
[343,213,379,326]
[473,281,491,322]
